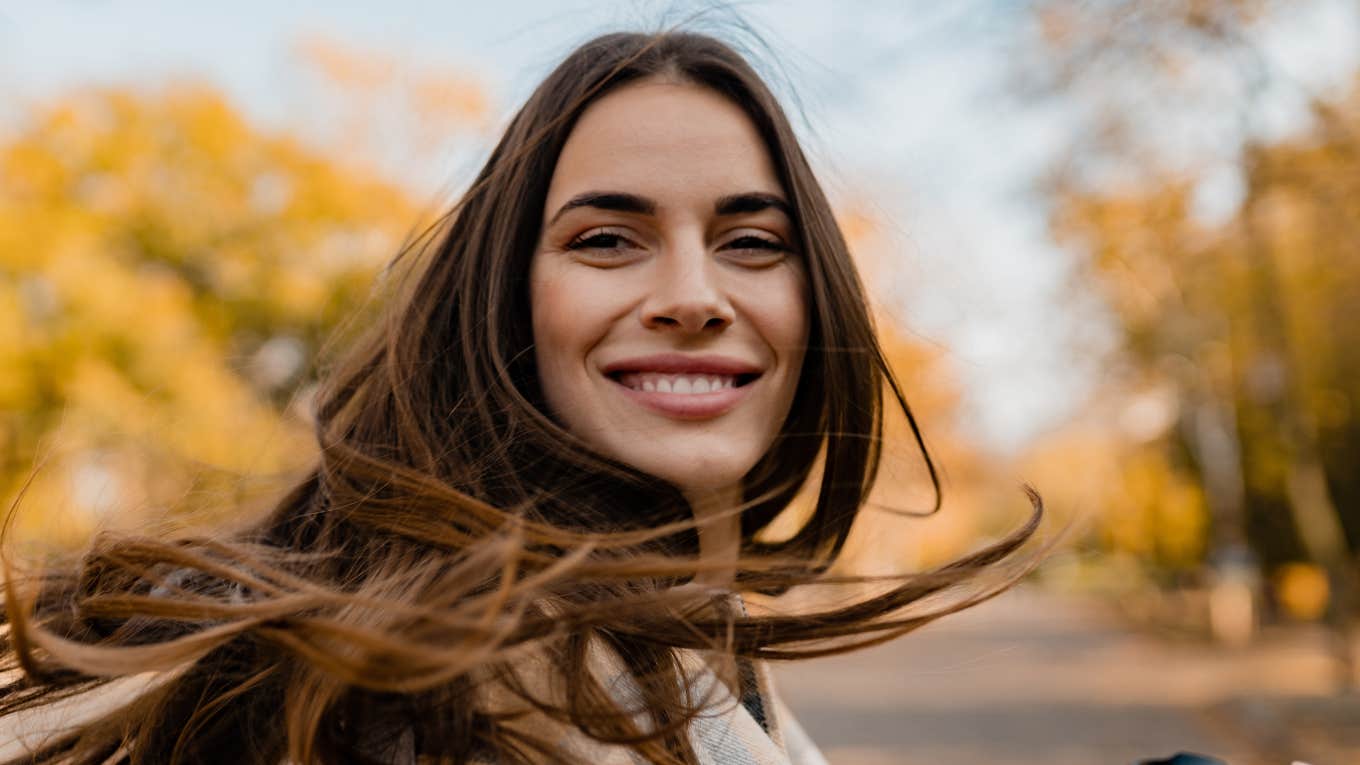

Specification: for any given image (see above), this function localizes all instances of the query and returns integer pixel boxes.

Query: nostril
[643,306,731,332]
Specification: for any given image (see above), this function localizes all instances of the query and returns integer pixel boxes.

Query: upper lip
[601,353,764,376]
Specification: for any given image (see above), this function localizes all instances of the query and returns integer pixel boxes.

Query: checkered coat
[538,650,828,765]
[365,641,828,765]
[467,594,829,765]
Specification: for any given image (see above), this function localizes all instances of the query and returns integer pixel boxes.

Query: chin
[640,449,760,495]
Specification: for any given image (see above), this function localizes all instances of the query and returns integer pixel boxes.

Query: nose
[640,241,734,333]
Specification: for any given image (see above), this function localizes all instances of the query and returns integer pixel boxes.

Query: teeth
[618,373,741,394]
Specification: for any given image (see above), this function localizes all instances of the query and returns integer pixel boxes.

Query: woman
[0,30,1041,764]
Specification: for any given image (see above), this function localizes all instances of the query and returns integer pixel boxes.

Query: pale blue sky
[3,1,1356,453]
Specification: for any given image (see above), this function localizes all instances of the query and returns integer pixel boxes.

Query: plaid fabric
[449,635,828,765]
[367,593,830,764]
[474,594,829,764]
[481,647,829,765]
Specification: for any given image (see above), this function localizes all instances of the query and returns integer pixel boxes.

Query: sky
[3,0,1357,454]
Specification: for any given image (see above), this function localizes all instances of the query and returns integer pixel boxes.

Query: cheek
[778,292,811,353]
[529,259,625,417]
[765,272,811,420]
[529,261,579,408]
[744,268,810,360]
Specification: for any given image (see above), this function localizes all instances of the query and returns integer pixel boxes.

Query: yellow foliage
[0,84,438,549]
[1017,413,1208,573]
[1273,563,1329,621]
[1110,448,1207,567]
[1039,68,1360,582]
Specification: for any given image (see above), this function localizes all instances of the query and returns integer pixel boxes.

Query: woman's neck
[683,486,742,589]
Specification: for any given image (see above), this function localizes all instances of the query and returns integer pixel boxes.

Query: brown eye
[724,235,785,252]
[564,227,644,266]
[720,234,791,265]
[568,232,632,250]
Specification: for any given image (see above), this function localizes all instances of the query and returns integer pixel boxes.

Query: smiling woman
[532,80,808,516]
[0,30,1043,765]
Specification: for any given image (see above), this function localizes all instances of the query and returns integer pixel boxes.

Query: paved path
[772,586,1347,765]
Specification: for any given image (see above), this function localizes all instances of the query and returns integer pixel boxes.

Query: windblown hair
[0,30,1043,765]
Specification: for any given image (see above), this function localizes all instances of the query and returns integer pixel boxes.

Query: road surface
[772,586,1350,765]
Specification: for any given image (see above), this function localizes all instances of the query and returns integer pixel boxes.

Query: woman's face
[530,79,809,496]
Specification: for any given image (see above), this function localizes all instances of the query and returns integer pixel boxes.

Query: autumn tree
[0,85,427,546]
[1018,0,1360,682]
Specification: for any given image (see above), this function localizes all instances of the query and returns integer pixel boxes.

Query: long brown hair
[0,30,1043,764]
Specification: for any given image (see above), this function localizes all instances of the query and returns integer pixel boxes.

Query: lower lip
[608,377,755,420]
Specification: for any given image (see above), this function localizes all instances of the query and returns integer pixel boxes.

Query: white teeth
[619,372,741,394]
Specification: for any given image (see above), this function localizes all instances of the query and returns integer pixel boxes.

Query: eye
[565,228,644,265]
[725,235,785,251]
[720,234,792,265]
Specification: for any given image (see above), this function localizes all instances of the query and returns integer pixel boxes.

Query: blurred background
[2,1,1358,762]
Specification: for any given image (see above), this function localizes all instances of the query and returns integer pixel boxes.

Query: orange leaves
[0,83,426,547]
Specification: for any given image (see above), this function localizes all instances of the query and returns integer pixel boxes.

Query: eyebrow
[547,190,793,225]
[714,192,792,218]
[549,192,654,225]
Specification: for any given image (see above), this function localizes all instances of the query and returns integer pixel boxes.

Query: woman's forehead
[544,80,784,216]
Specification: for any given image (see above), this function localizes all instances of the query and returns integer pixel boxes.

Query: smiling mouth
[608,371,760,394]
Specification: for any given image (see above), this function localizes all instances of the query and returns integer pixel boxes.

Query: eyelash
[724,235,788,253]
[565,230,635,251]
[564,231,790,254]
